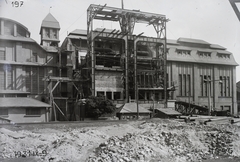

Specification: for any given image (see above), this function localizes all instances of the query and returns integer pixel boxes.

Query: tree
[85,96,116,118]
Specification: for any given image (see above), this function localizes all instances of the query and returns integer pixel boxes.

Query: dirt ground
[0,119,240,162]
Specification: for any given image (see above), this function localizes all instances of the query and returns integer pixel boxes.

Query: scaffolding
[46,76,82,121]
[86,4,169,106]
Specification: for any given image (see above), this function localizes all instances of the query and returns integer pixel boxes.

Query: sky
[0,0,240,81]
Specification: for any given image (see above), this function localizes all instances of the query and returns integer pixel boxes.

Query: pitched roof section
[41,13,60,29]
[210,44,226,50]
[120,103,151,113]
[0,90,30,94]
[178,37,210,45]
[69,29,87,36]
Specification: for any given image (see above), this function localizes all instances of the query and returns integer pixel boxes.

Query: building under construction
[57,4,239,120]
[1,4,238,123]
[59,4,238,120]
[57,4,171,120]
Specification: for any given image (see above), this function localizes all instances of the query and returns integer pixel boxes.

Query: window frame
[0,108,8,116]
[25,108,41,116]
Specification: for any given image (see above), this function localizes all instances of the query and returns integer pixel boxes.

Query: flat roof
[120,103,151,113]
[177,38,210,45]
[155,108,181,115]
[0,98,51,108]
[69,29,87,35]
[68,35,87,40]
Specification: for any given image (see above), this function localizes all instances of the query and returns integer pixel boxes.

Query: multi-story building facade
[0,15,59,123]
[167,38,238,115]
[0,8,238,122]
[0,15,59,99]
[61,29,238,116]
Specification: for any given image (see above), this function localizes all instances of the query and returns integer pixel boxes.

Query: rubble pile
[87,121,240,162]
[204,131,233,156]
[0,119,240,162]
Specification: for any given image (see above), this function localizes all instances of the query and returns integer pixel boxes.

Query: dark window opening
[97,91,104,97]
[106,91,112,100]
[138,91,145,100]
[26,108,41,116]
[114,92,121,100]
[0,108,8,115]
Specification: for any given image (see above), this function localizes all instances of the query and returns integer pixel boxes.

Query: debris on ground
[0,119,240,162]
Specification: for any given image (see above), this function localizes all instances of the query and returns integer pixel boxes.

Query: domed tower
[40,13,60,47]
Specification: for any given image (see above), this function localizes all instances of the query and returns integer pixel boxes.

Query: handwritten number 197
[12,1,24,7]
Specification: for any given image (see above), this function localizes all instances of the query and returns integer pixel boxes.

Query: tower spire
[121,0,124,9]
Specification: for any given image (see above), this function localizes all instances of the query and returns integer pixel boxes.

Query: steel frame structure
[87,4,168,105]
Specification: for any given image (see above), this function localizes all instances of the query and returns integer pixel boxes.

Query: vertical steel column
[163,21,168,108]
[87,7,96,97]
[124,36,129,102]
[91,21,95,96]
[134,38,139,118]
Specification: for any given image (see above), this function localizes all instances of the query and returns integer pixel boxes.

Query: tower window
[45,28,50,38]
[52,29,57,39]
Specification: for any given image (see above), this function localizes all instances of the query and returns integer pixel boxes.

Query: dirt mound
[88,121,240,162]
[0,120,240,162]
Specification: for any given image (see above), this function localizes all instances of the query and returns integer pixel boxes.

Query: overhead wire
[60,0,98,37]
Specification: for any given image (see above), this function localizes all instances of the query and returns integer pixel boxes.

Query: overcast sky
[1,0,240,81]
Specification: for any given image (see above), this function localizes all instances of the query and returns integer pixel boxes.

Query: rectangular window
[146,92,150,100]
[32,67,38,94]
[176,50,191,55]
[4,21,14,35]
[0,50,5,60]
[0,67,5,90]
[179,74,191,96]
[4,94,15,97]
[39,68,45,93]
[198,51,211,58]
[227,76,230,96]
[26,108,41,116]
[6,68,13,90]
[149,74,153,88]
[187,74,191,96]
[106,91,112,100]
[178,74,182,96]
[139,90,145,100]
[25,67,31,92]
[0,108,8,115]
[31,52,37,62]
[217,53,230,59]
[155,93,159,101]
[114,92,121,100]
[97,91,104,97]
[219,76,230,97]
[45,28,50,38]
[200,75,211,97]
[52,29,57,39]
[182,74,186,96]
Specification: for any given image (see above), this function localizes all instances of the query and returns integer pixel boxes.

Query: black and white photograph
[0,0,240,161]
